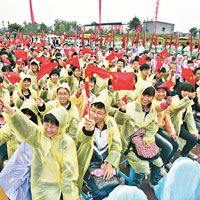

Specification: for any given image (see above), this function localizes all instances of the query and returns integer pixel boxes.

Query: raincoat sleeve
[39,101,56,117]
[61,137,79,200]
[12,90,24,108]
[67,106,80,140]
[142,113,158,143]
[104,118,122,169]
[170,96,194,113]
[164,110,176,135]
[76,118,95,143]
[184,107,198,135]
[154,100,169,112]
[0,125,11,146]
[3,109,41,148]
[4,90,10,105]
[114,109,129,125]
[197,87,200,104]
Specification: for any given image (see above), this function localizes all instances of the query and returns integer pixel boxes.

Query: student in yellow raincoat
[76,94,122,199]
[36,83,79,140]
[0,99,41,159]
[0,77,10,105]
[115,83,163,189]
[1,99,79,200]
[12,74,37,108]
[169,82,199,159]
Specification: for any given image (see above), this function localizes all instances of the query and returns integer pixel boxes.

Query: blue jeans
[155,129,179,164]
[179,123,198,156]
[84,170,115,200]
[0,143,8,161]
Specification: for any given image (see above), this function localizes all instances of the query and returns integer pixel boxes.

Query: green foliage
[189,27,198,38]
[128,16,141,31]
[53,19,80,33]
[8,23,23,32]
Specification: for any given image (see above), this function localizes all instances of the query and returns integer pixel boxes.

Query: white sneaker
[187,152,198,160]
[160,167,167,177]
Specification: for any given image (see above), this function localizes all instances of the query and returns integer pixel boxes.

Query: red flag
[104,32,109,45]
[164,33,168,48]
[64,49,70,59]
[37,62,58,83]
[155,56,164,72]
[149,33,155,52]
[2,58,11,65]
[85,64,110,79]
[15,60,23,66]
[40,39,45,46]
[69,32,71,38]
[113,33,115,49]
[4,72,21,85]
[82,32,84,47]
[187,34,190,43]
[6,32,8,40]
[41,32,45,39]
[35,32,37,37]
[135,32,140,42]
[109,33,113,45]
[14,50,28,60]
[29,0,35,24]
[142,32,146,47]
[17,32,21,39]
[158,79,175,91]
[113,52,125,59]
[132,31,136,46]
[126,32,129,46]
[90,32,92,46]
[122,33,126,49]
[169,34,173,49]
[100,32,103,49]
[159,49,170,59]
[154,34,158,53]
[21,32,23,39]
[197,34,200,60]
[66,56,80,71]
[181,68,195,87]
[106,54,116,61]
[121,95,128,104]
[175,33,180,49]
[109,72,134,90]
[31,32,33,38]
[190,36,193,54]
[139,54,147,65]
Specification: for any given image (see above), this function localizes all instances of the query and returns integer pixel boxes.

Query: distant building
[142,21,175,34]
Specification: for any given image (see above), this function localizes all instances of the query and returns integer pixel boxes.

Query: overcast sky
[0,0,199,33]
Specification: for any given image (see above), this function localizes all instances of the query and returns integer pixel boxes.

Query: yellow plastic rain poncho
[39,78,59,102]
[169,95,198,136]
[76,95,122,192]
[114,83,163,174]
[3,106,79,200]
[39,83,80,140]
[0,99,41,159]
[0,88,10,105]
[12,74,37,108]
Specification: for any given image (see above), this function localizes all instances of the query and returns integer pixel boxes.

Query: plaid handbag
[130,129,160,160]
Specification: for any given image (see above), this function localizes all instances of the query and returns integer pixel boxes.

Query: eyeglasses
[90,109,106,117]
[57,93,69,97]
[44,123,58,130]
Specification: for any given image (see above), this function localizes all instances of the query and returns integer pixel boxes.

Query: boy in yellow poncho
[76,94,122,199]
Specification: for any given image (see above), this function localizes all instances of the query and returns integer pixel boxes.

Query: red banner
[29,0,35,24]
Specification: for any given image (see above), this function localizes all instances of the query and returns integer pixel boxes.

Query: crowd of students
[0,34,200,200]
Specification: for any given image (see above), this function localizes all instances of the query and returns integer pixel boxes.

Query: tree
[128,16,141,31]
[189,27,198,38]
[8,23,23,32]
[23,21,40,34]
[39,23,50,33]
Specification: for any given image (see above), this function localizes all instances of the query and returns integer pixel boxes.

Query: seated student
[0,99,41,160]
[12,75,37,108]
[153,82,179,174]
[39,68,61,102]
[169,82,200,160]
[36,83,79,140]
[76,95,122,200]
[0,99,79,200]
[71,77,96,119]
[115,83,163,189]
[0,99,41,200]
